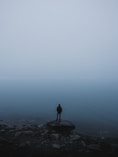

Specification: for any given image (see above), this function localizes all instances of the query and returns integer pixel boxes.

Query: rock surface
[47,120,75,132]
[0,120,118,157]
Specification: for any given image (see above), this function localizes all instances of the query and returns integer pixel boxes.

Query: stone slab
[47,120,75,132]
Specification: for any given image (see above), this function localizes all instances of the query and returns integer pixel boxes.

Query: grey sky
[0,0,118,80]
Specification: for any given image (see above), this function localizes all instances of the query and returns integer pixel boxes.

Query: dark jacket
[57,105,62,113]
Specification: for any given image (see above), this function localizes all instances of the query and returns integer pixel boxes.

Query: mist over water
[0,79,118,136]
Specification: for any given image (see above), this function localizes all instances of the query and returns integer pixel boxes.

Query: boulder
[47,120,75,132]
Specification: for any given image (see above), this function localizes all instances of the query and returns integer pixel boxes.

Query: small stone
[87,144,101,151]
[0,129,5,133]
[25,141,31,146]
[23,131,33,135]
[38,124,44,128]
[0,136,8,143]
[101,136,105,140]
[70,134,80,141]
[18,143,26,148]
[51,133,59,140]
[14,131,22,137]
[80,140,86,147]
[52,143,61,149]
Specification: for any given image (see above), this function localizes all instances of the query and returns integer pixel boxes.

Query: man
[56,104,62,122]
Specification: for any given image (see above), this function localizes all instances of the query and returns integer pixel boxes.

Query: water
[0,79,118,137]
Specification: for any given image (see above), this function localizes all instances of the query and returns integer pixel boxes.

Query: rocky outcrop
[0,120,118,156]
[47,120,75,132]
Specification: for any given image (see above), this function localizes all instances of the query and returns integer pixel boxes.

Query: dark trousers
[56,113,61,122]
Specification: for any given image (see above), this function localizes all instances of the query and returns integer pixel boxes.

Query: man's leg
[59,113,61,122]
[56,113,58,121]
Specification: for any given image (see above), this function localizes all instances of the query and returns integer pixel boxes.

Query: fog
[0,0,118,136]
[0,0,118,80]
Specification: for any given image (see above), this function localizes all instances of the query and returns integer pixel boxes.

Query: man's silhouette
[56,104,62,122]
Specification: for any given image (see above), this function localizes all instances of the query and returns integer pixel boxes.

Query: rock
[0,124,7,129]
[23,131,33,135]
[101,136,105,140]
[87,144,101,151]
[52,143,61,149]
[0,136,8,143]
[1,119,118,155]
[51,133,60,140]
[14,131,22,137]
[8,129,18,133]
[41,129,48,135]
[70,134,80,141]
[111,144,118,152]
[18,143,26,148]
[0,129,5,133]
[38,124,44,128]
[25,141,31,146]
[47,120,75,132]
[80,140,86,148]
[18,141,31,148]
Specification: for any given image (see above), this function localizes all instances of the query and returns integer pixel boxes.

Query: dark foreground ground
[0,120,118,157]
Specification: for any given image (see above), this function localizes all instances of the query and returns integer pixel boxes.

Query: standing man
[56,104,62,122]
